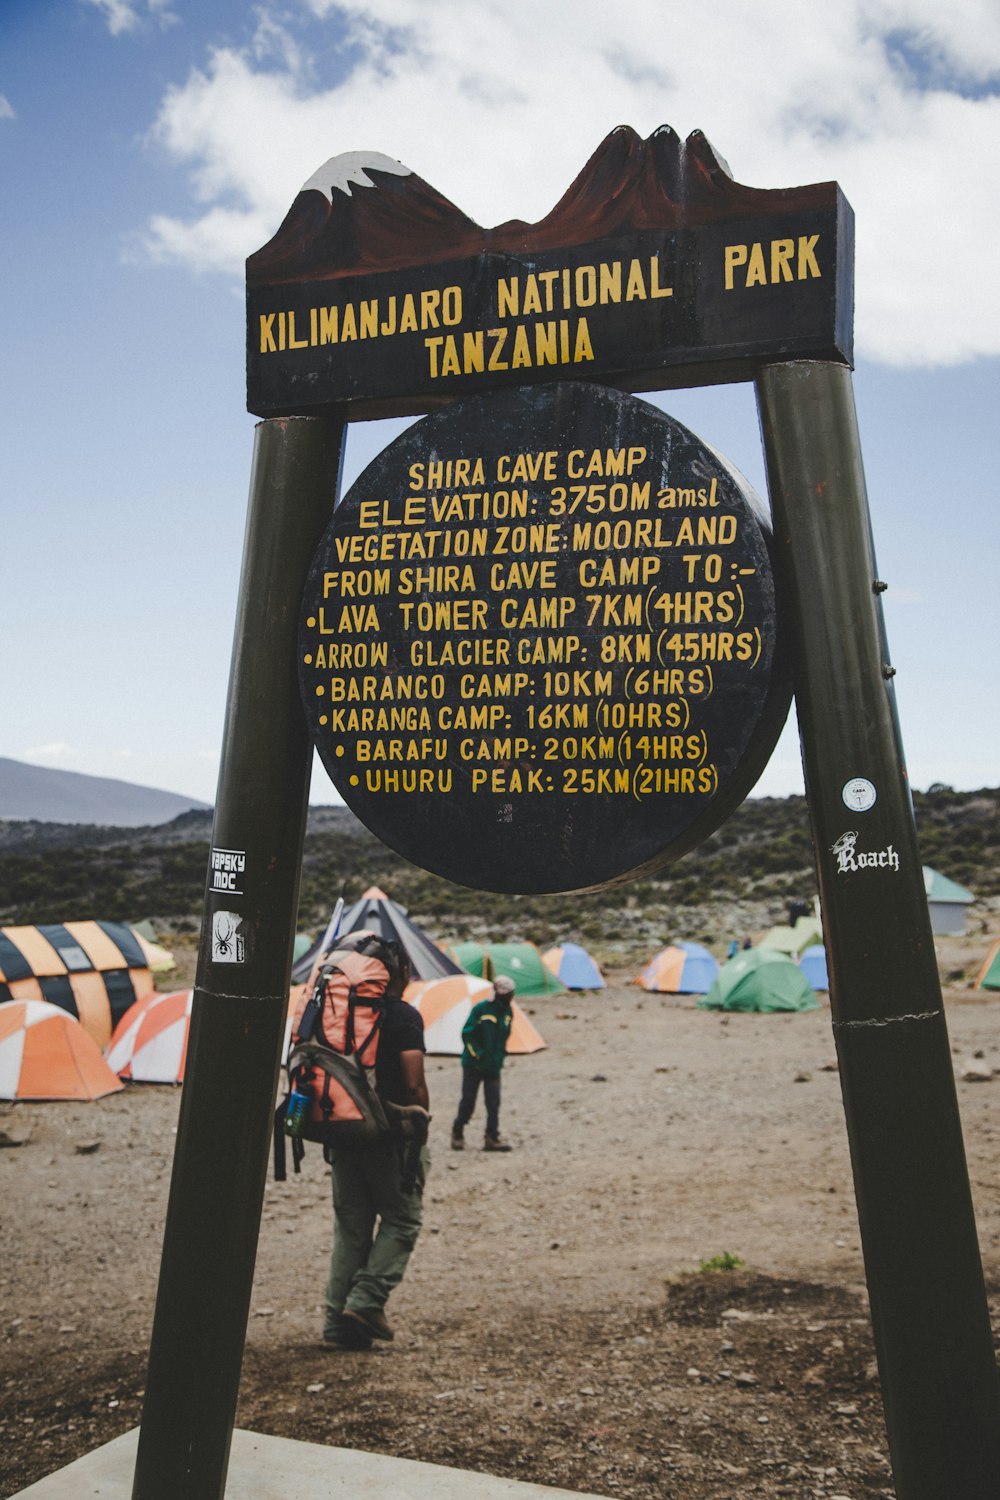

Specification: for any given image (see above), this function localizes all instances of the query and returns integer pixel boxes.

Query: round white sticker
[842,777,877,813]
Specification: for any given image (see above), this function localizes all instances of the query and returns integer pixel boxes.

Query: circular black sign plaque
[299,383,790,893]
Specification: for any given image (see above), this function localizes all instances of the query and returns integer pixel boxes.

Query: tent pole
[131,414,344,1500]
[755,360,1000,1499]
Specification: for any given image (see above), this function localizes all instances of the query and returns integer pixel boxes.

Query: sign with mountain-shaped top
[246,126,853,419]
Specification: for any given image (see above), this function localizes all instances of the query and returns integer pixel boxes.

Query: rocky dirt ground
[2,916,1000,1500]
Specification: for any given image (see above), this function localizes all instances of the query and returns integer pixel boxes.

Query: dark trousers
[455,1066,501,1135]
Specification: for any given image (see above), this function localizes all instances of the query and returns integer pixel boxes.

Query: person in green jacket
[450,976,515,1152]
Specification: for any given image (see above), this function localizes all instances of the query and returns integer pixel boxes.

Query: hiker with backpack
[275,930,431,1351]
[450,975,516,1153]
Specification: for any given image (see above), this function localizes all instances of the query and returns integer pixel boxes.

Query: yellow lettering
[599,262,622,304]
[440,335,461,376]
[522,275,542,315]
[798,234,821,279]
[771,239,795,282]
[420,289,441,327]
[574,318,594,363]
[575,265,597,306]
[512,325,532,368]
[359,299,378,338]
[488,328,509,371]
[746,243,767,287]
[497,277,518,318]
[535,321,557,364]
[724,244,747,290]
[625,259,648,300]
[650,255,673,298]
[399,295,418,332]
[463,330,485,372]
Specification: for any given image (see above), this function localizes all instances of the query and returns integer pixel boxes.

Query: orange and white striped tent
[405,974,547,1056]
[108,987,307,1080]
[0,999,124,1101]
[106,989,194,1084]
[0,921,153,1049]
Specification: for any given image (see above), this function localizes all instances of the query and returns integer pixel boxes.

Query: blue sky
[2,0,999,807]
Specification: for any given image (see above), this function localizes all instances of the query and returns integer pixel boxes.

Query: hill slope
[0,789,994,964]
[0,757,209,827]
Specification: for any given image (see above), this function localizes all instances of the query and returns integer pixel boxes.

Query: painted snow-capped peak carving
[247,124,840,288]
[299,151,412,203]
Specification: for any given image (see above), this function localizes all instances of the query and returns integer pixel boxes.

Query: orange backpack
[274,932,397,1178]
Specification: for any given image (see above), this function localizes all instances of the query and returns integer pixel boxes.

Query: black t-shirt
[375,997,425,1107]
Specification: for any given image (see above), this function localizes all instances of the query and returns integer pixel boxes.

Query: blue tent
[799,944,829,991]
[637,941,720,994]
[543,942,605,990]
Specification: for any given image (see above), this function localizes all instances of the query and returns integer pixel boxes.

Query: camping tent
[637,942,719,994]
[757,915,824,958]
[799,944,829,991]
[448,941,489,977]
[406,975,547,1055]
[131,929,177,976]
[107,987,306,1078]
[0,999,124,1100]
[923,867,975,935]
[977,941,1000,991]
[106,989,194,1084]
[449,940,565,996]
[0,922,153,1048]
[698,948,820,1013]
[293,887,462,984]
[543,942,605,990]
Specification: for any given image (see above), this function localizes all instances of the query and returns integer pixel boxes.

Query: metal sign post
[757,360,1000,1497]
[132,415,344,1500]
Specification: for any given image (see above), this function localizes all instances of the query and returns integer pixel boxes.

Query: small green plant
[697,1251,745,1274]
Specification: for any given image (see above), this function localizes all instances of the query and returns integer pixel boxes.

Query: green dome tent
[698,948,820,1014]
[448,941,489,978]
[757,913,823,958]
[448,940,566,996]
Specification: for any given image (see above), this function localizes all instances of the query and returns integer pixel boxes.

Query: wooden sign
[299,382,791,893]
[248,126,853,420]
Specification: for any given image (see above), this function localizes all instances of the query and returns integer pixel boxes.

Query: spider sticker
[212,910,246,964]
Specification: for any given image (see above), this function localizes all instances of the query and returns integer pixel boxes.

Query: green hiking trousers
[324,1140,429,1334]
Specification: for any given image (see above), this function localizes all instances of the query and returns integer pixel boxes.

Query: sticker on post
[841,778,877,813]
[212,910,246,963]
[211,847,246,894]
[830,831,899,874]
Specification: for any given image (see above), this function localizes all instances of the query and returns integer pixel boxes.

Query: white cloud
[23,742,77,762]
[84,0,176,38]
[141,1,1000,365]
[0,96,15,121]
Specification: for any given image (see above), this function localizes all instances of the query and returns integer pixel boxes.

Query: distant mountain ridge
[0,756,210,827]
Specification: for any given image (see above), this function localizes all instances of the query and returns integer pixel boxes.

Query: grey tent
[292,886,462,983]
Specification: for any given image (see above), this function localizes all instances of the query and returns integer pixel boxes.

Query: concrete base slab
[11,1427,608,1500]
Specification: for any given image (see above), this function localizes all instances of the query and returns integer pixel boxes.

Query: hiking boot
[322,1313,373,1351]
[483,1131,513,1152]
[450,1125,465,1150]
[342,1306,395,1342]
